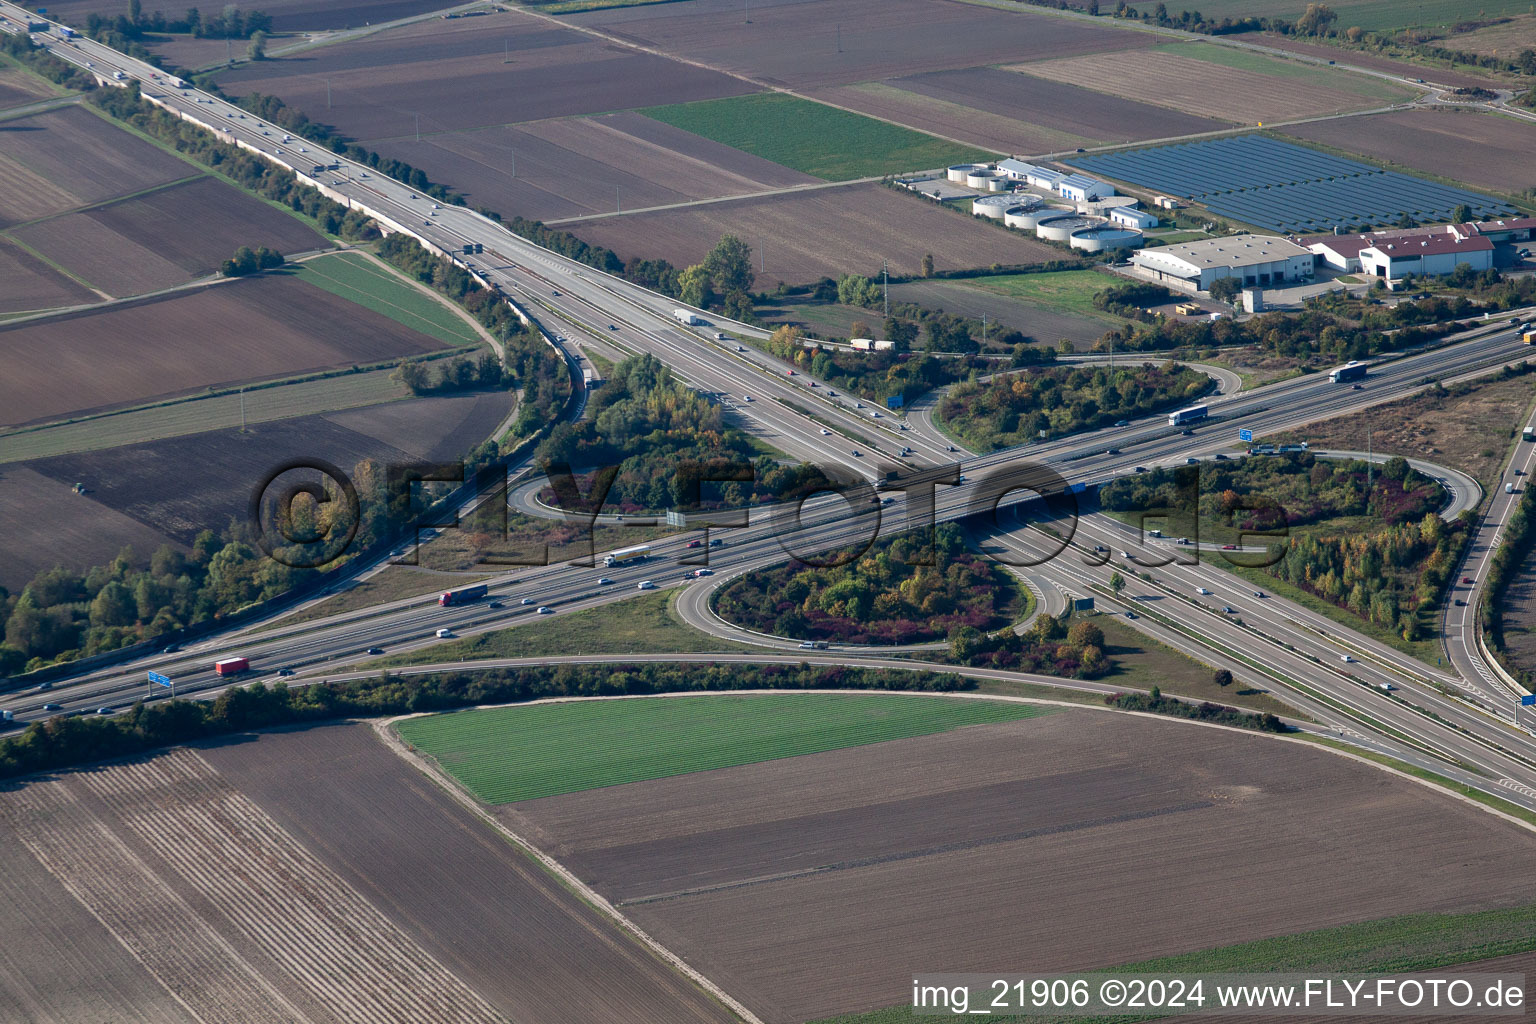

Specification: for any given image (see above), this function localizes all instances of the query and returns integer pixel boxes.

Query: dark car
[488,600,503,609]
[1222,606,1237,614]
[276,668,295,677]
[41,703,62,711]
[1134,466,1147,473]
[1214,453,1229,460]
[1455,598,1466,606]
[162,643,181,654]
[365,647,385,655]
[1181,429,1195,436]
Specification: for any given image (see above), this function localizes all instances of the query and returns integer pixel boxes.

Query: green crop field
[638,94,995,181]
[397,692,1053,804]
[290,251,480,347]
[811,903,1536,1023]
[1150,0,1536,33]
[962,269,1123,322]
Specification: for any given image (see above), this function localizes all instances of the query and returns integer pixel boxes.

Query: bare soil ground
[376,110,817,223]
[202,723,741,1023]
[1269,373,1535,491]
[22,389,513,545]
[0,237,96,313]
[504,710,1536,1024]
[808,81,1097,155]
[0,105,191,229]
[571,182,1064,286]
[0,745,510,1024]
[214,10,755,142]
[0,464,188,593]
[1016,50,1382,124]
[0,274,444,427]
[890,66,1230,144]
[887,279,1113,347]
[0,67,57,111]
[1439,16,1536,57]
[37,0,450,33]
[1280,109,1536,194]
[567,0,1155,90]
[11,177,327,297]
[1494,550,1536,687]
[1231,32,1508,89]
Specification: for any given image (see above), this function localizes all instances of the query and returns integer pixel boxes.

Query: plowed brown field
[1015,50,1383,124]
[0,105,191,229]
[12,177,327,297]
[569,0,1154,89]
[571,182,1063,285]
[1281,109,1536,194]
[202,723,740,1024]
[215,9,755,142]
[0,238,96,312]
[0,274,443,426]
[505,709,1536,1024]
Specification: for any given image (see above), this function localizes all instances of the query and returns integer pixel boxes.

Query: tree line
[940,360,1210,451]
[220,245,283,277]
[0,661,971,780]
[714,524,1026,646]
[534,353,821,512]
[89,85,378,242]
[1105,687,1290,733]
[949,613,1111,679]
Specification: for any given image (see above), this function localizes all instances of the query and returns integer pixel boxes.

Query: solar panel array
[1073,136,1515,234]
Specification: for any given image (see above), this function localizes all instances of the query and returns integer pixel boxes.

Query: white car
[597,577,613,585]
[1340,654,1353,663]
[820,428,831,435]
[537,606,554,614]
[799,641,815,649]
[637,580,656,590]
[435,628,454,639]
[743,394,753,402]
[1196,587,1211,595]
[521,597,534,605]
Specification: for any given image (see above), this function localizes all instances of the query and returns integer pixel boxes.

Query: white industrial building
[1358,233,1493,281]
[1057,173,1115,202]
[1129,235,1314,292]
[1109,206,1158,229]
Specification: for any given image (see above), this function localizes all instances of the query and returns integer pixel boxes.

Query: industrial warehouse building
[1303,224,1497,279]
[1358,233,1493,281]
[1129,235,1314,292]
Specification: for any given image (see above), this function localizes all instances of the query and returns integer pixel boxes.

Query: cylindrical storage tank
[1069,225,1143,252]
[1009,192,1043,207]
[947,163,984,183]
[965,169,1001,189]
[972,195,1016,220]
[984,176,1010,192]
[1004,205,1053,230]
[1035,214,1104,242]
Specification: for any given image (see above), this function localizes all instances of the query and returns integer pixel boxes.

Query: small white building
[1025,167,1066,191]
[1129,234,1314,292]
[1057,173,1115,202]
[1109,206,1158,229]
[1358,233,1493,281]
[996,158,1040,181]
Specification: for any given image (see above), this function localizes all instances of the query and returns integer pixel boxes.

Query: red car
[686,540,703,548]
[1461,576,1474,584]
[1221,544,1238,550]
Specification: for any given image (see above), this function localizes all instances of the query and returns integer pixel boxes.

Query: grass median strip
[397,691,1055,804]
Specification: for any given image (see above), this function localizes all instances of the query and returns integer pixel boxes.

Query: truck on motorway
[1524,330,1536,345]
[1328,360,1367,383]
[604,543,651,567]
[1525,426,1535,442]
[1167,404,1208,427]
[214,657,249,676]
[438,583,488,606]
[672,308,703,326]
[53,23,75,37]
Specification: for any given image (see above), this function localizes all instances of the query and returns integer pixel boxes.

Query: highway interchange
[7,5,1536,813]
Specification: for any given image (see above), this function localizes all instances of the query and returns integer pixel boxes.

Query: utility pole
[509,146,515,178]
[882,258,889,318]
[616,186,621,214]
[504,38,510,63]
[239,388,246,432]
[415,112,420,142]
[836,23,842,52]
[326,78,332,109]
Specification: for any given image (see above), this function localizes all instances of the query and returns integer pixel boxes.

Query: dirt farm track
[502,708,1536,1023]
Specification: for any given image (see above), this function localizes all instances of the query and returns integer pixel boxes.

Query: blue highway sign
[1239,428,1253,443]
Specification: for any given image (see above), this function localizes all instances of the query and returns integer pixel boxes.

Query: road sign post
[148,670,173,698]
[1239,428,1253,443]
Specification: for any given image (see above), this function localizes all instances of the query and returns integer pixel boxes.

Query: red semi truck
[214,657,249,676]
[438,584,488,607]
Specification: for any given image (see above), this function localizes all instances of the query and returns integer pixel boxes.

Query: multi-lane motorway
[7,6,1536,810]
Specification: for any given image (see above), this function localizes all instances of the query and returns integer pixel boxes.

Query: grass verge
[960,269,1123,322]
[638,93,995,181]
[289,251,481,347]
[396,690,1057,804]
[256,566,491,632]
[374,589,750,666]
[1094,615,1296,715]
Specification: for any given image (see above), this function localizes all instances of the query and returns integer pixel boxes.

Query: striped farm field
[396,692,1053,804]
